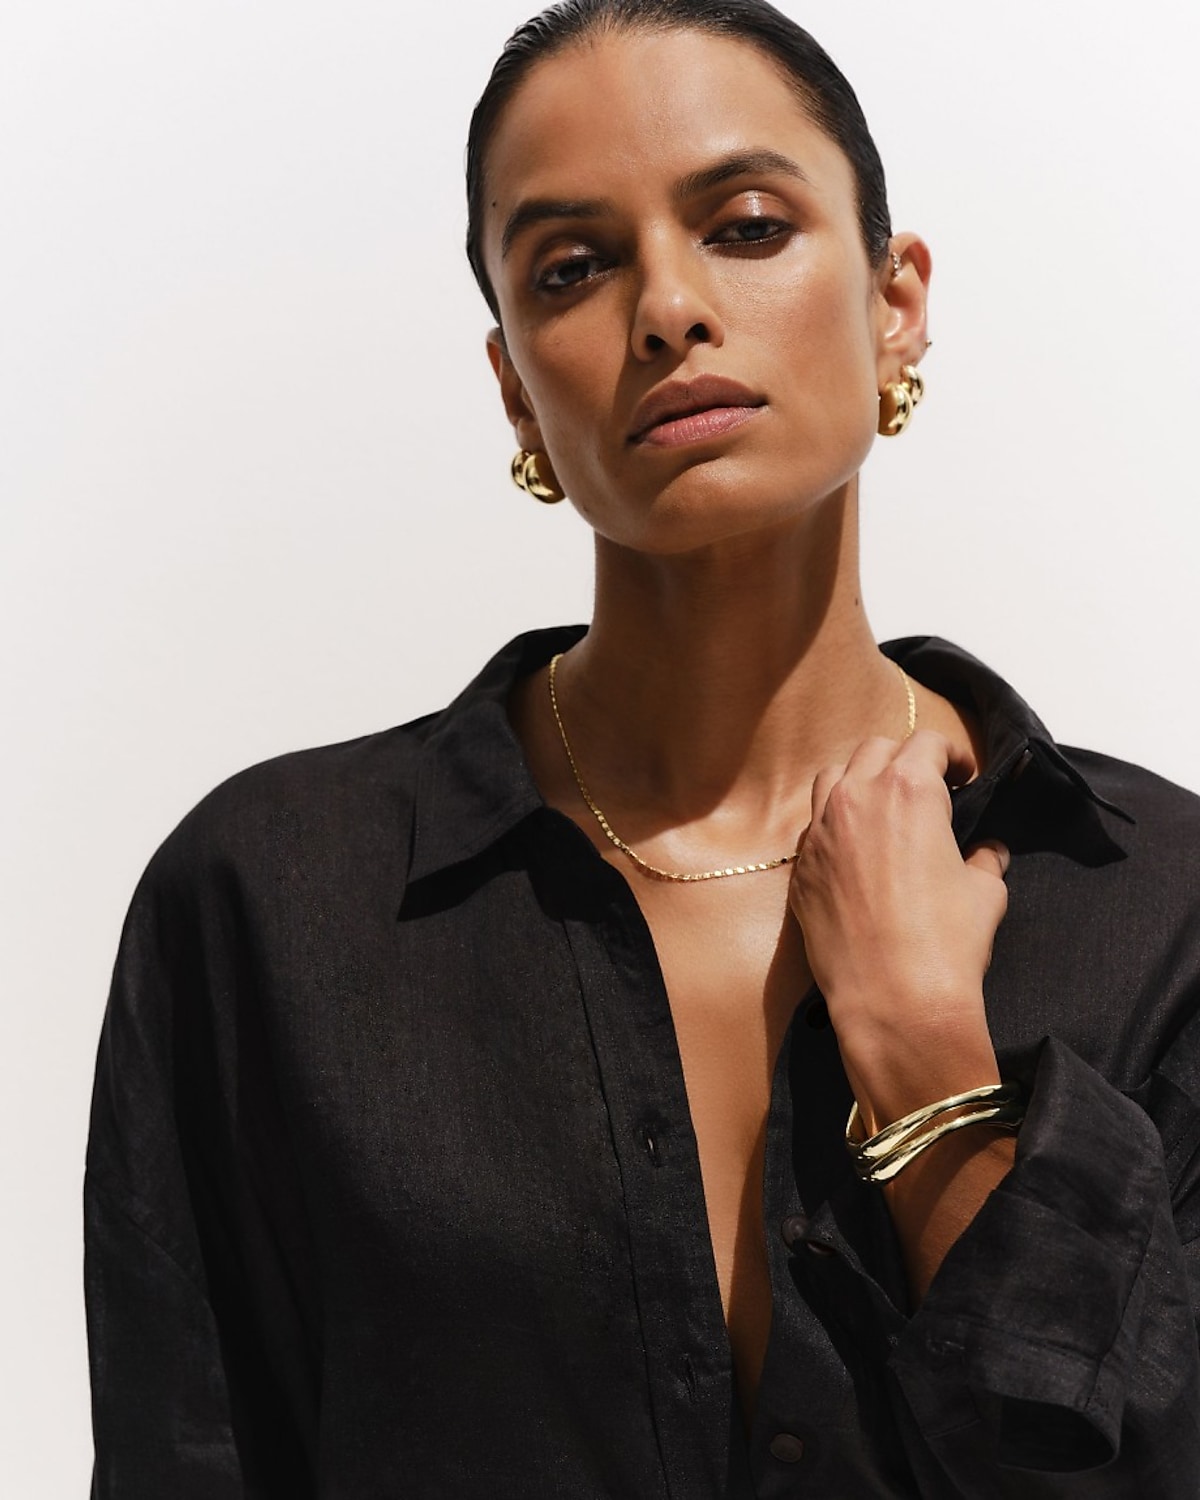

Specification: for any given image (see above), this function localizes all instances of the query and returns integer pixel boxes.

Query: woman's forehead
[482,28,852,222]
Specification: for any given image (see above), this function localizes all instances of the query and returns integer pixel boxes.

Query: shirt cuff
[889,1036,1164,1471]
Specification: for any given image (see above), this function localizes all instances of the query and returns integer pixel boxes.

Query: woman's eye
[708,217,791,247]
[534,253,609,292]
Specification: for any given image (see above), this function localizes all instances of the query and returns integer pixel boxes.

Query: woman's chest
[631,876,814,1410]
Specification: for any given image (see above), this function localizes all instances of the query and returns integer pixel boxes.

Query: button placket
[560,902,740,1496]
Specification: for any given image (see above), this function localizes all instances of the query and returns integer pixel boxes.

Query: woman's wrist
[834,997,1000,1137]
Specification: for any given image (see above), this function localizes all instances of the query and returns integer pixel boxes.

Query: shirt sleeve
[85,825,317,1498]
[888,1031,1200,1496]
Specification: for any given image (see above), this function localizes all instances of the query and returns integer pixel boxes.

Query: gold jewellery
[878,364,926,438]
[846,1082,1027,1184]
[547,653,917,883]
[511,449,565,504]
[879,257,928,438]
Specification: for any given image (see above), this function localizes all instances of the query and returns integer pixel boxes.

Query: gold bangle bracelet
[846,1083,1026,1185]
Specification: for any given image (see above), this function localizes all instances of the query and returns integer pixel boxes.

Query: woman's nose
[629,241,725,361]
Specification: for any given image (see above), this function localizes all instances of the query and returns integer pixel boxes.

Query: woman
[85,1,1200,1494]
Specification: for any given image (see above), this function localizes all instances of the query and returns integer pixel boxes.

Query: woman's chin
[585,475,852,559]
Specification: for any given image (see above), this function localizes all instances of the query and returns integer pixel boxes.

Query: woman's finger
[842,734,903,778]
[964,839,1010,880]
[892,724,975,790]
[894,726,952,766]
[808,762,847,825]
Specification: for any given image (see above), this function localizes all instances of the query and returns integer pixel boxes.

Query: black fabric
[85,628,1200,1497]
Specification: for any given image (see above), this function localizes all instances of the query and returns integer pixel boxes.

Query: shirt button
[1010,747,1035,780]
[769,1433,806,1463]
[780,1214,808,1248]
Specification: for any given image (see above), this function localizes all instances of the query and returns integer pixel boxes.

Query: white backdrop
[4,1,1199,1490]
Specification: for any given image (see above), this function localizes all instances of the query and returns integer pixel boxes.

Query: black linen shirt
[85,628,1200,1497]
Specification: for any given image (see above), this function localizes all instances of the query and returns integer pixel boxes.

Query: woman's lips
[627,374,765,443]
[635,404,764,448]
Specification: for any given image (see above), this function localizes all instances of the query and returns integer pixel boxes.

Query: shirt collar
[882,635,1132,861]
[405,625,587,886]
[405,628,1132,887]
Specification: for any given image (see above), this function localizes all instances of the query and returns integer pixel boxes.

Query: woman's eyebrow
[500,149,810,260]
[673,148,811,201]
[502,199,611,259]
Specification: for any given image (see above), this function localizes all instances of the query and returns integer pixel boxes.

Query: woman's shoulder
[1063,743,1200,829]
[133,626,579,905]
[1059,742,1200,874]
[1018,746,1200,975]
[138,711,444,905]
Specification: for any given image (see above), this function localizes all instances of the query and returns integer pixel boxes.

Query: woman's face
[482,27,926,555]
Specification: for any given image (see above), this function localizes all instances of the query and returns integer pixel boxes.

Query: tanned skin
[485,28,1013,1432]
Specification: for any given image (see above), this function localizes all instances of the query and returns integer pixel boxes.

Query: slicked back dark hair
[465,0,893,322]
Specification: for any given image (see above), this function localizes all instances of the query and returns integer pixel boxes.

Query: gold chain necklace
[547,653,917,883]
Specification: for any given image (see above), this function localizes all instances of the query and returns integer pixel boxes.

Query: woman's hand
[788,730,1010,1135]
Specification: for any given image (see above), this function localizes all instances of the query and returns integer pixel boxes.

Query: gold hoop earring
[510,449,565,504]
[877,364,926,437]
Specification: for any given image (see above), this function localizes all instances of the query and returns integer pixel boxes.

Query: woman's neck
[550,489,911,841]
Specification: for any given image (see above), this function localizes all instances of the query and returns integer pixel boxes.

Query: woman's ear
[874,233,932,387]
[486,327,545,452]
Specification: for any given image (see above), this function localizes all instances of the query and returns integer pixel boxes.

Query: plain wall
[3,1,1198,1490]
